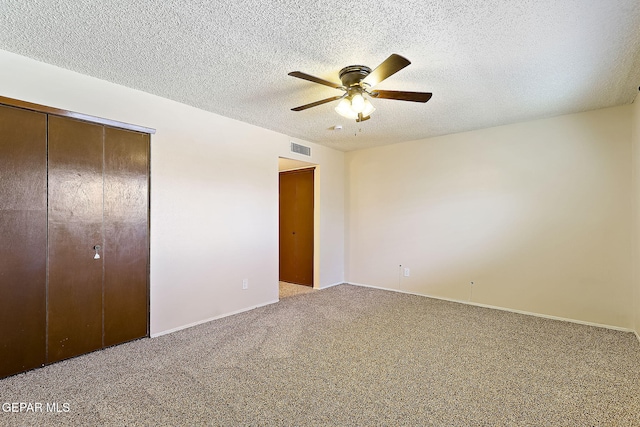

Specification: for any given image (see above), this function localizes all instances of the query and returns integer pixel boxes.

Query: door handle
[93,245,101,259]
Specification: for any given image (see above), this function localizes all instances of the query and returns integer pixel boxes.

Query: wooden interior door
[47,116,104,363]
[103,127,149,346]
[279,168,314,286]
[0,105,47,377]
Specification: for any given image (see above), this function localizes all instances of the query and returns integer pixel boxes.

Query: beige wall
[632,95,640,337]
[2,47,635,336]
[346,106,633,329]
[0,50,345,336]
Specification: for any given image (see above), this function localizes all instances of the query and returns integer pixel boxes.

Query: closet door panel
[279,169,314,286]
[48,116,104,363]
[0,105,47,378]
[103,128,149,346]
[293,169,314,286]
[279,171,297,284]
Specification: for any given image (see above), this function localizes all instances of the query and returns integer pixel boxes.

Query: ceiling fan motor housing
[339,65,371,88]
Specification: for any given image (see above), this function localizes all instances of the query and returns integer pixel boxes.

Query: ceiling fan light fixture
[290,54,431,121]
[334,94,375,120]
[361,98,375,117]
[335,98,359,120]
[351,93,365,113]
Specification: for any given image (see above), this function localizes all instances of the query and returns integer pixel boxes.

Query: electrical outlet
[242,279,248,290]
[403,268,410,277]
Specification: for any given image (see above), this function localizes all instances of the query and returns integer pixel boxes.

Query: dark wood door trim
[0,95,156,135]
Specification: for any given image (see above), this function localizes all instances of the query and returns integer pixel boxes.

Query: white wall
[632,95,640,338]
[2,47,633,336]
[346,106,633,329]
[0,50,344,336]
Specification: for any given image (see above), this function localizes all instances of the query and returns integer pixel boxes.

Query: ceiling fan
[288,54,432,122]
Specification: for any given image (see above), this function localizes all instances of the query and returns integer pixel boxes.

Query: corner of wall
[632,92,640,341]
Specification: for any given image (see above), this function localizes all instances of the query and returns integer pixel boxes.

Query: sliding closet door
[0,105,47,377]
[103,127,149,346]
[47,116,104,363]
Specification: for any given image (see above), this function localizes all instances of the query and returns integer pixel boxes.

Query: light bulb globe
[335,98,358,119]
[351,94,365,113]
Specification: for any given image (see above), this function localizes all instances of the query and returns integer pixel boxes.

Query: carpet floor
[1,284,639,426]
[279,281,315,298]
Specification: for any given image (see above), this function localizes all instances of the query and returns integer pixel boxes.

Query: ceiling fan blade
[370,90,433,103]
[291,95,344,111]
[362,54,411,87]
[288,71,343,89]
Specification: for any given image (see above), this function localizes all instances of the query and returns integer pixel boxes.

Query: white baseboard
[346,282,635,334]
[150,299,279,338]
[316,281,344,290]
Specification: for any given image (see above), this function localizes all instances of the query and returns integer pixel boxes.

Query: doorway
[278,157,317,297]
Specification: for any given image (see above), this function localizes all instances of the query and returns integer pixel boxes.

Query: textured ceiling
[1,0,639,151]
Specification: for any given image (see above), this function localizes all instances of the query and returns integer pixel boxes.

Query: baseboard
[346,282,635,334]
[316,281,344,290]
[150,299,279,338]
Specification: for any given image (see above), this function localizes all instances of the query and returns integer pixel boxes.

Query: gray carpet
[279,281,315,298]
[1,284,639,426]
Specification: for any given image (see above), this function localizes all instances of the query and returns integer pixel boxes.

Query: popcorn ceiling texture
[0,0,639,151]
[0,285,638,425]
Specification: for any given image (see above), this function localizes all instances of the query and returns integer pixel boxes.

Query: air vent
[290,142,311,156]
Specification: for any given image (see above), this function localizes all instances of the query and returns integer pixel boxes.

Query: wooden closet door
[47,116,104,363]
[0,105,47,378]
[103,127,149,346]
[279,172,297,284]
[279,168,314,286]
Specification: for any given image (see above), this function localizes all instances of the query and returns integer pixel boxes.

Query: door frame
[278,157,320,289]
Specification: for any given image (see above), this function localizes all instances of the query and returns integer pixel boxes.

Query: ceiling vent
[290,142,311,156]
